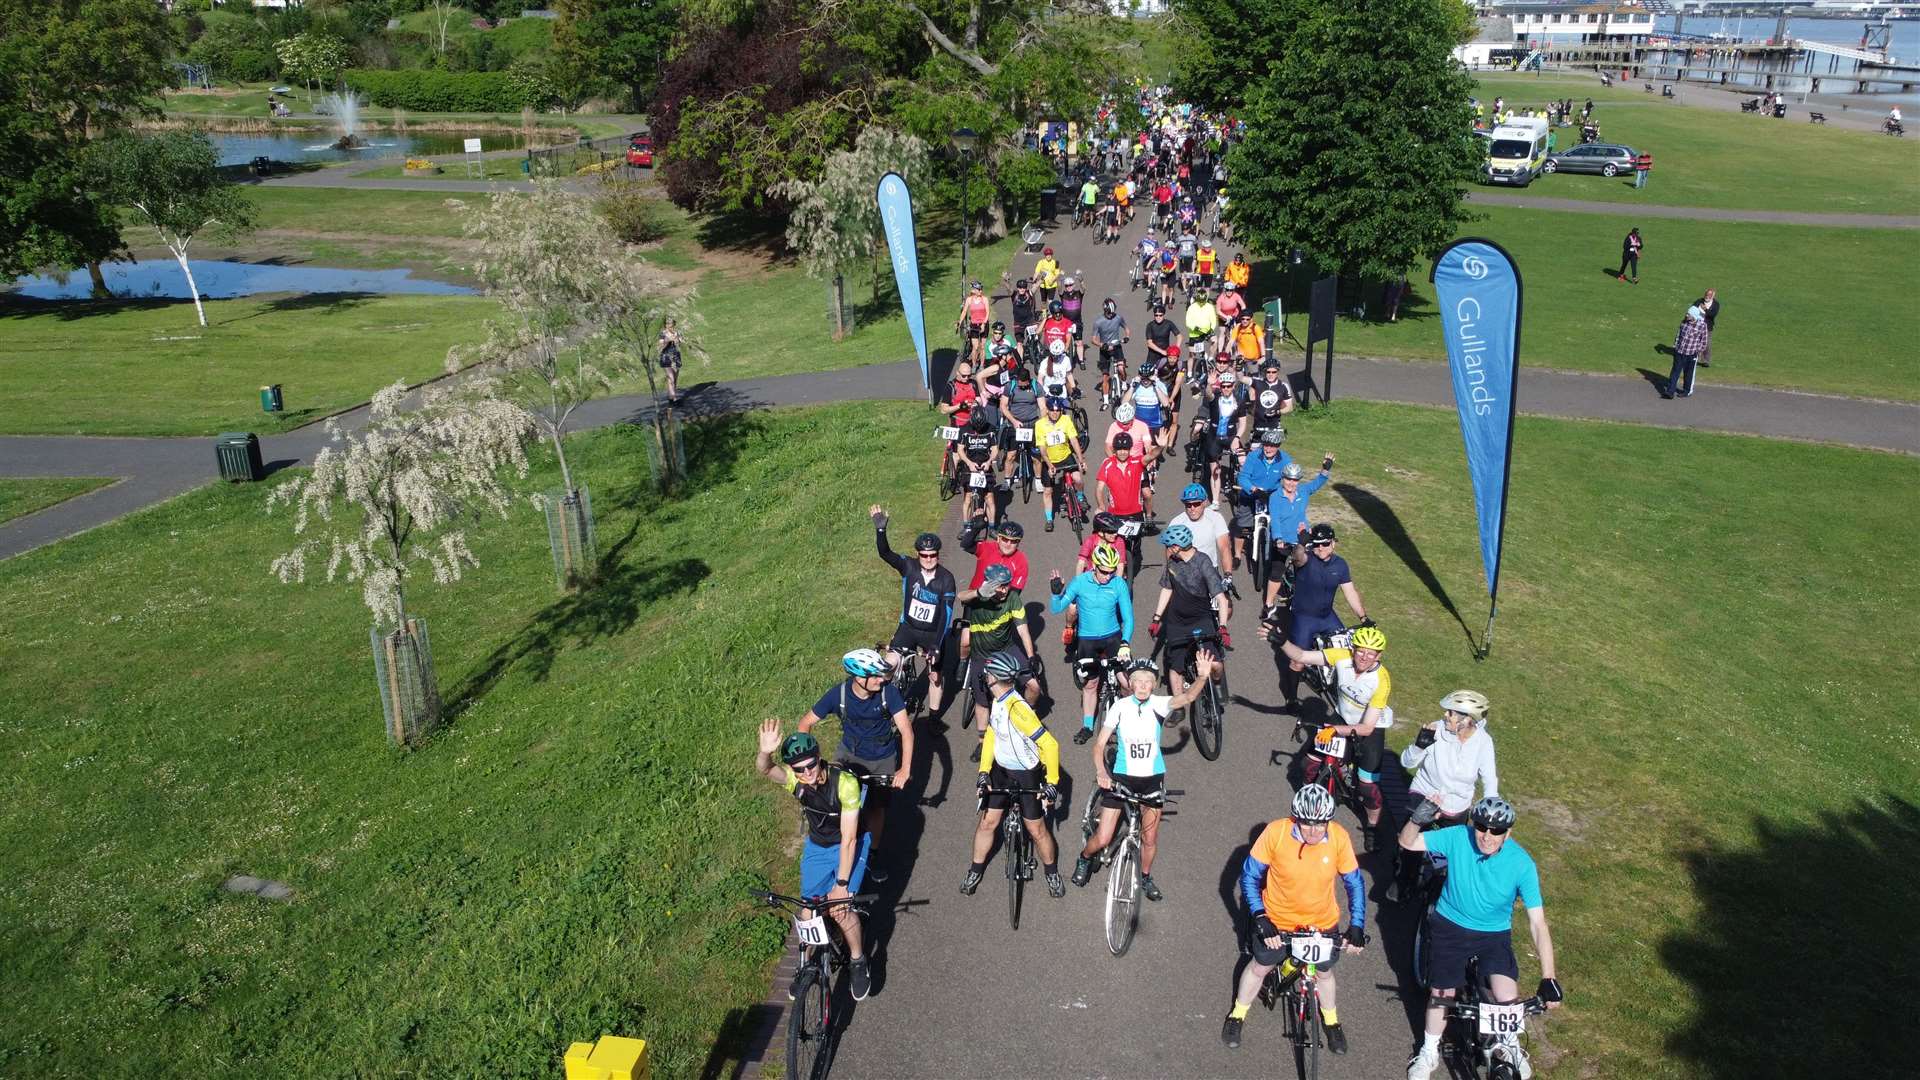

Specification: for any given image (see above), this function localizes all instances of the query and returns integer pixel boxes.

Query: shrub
[223,47,280,82]
[342,68,532,112]
[596,179,669,245]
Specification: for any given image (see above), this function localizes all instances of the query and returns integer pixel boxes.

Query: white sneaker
[1493,1036,1533,1080]
[1406,1045,1441,1080]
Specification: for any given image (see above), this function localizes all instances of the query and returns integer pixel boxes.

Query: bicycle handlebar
[753,890,881,912]
[1445,996,1547,1020]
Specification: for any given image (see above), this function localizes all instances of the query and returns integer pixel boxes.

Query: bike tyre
[1251,525,1270,596]
[1104,840,1139,956]
[786,965,830,1080]
[1006,815,1025,931]
[1020,460,1033,505]
[1193,677,1223,761]
[1302,989,1322,1080]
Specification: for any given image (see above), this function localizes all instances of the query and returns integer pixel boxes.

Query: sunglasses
[1182,501,1205,508]
[791,759,824,774]
[917,551,940,558]
[1310,540,1333,548]
[1479,825,1510,836]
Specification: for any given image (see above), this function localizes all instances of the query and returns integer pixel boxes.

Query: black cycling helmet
[967,410,991,432]
[1015,277,1030,290]
[1048,300,1064,315]
[1152,303,1167,315]
[1308,522,1336,543]
[913,531,942,553]
[1113,432,1134,450]
[1093,511,1122,534]
[1102,298,1117,315]
[996,521,1025,540]
[991,320,1007,333]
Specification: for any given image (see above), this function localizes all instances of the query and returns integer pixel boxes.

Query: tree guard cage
[544,484,598,587]
[645,408,687,494]
[370,618,442,748]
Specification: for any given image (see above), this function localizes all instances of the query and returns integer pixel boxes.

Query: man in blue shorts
[755,718,874,1001]
[1400,797,1562,1080]
[1280,522,1367,711]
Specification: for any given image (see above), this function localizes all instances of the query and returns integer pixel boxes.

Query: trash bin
[1773,103,1787,119]
[216,432,264,483]
[250,156,272,177]
[1040,187,1059,223]
[260,384,283,413]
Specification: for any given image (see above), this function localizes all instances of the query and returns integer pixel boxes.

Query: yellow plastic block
[565,1036,648,1080]
[564,1041,606,1080]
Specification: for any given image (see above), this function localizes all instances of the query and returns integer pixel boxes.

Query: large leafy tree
[0,0,171,286]
[553,0,682,112]
[1165,0,1312,114]
[1225,0,1480,283]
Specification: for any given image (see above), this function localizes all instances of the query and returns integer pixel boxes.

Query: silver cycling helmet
[1470,796,1516,831]
[1291,785,1337,824]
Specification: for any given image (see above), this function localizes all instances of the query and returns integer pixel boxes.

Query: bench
[1741,99,1761,113]
[1809,111,1828,124]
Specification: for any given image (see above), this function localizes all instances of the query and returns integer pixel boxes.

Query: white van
[1483,117,1550,187]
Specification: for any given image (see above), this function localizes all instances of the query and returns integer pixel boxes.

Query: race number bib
[1289,933,1336,965]
[1315,733,1347,759]
[1117,520,1141,538]
[1014,427,1035,443]
[793,915,831,947]
[936,426,960,441]
[908,598,937,623]
[1045,430,1068,447]
[1128,743,1152,759]
[968,472,988,490]
[1478,1002,1527,1037]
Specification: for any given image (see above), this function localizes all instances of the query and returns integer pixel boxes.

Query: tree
[427,0,461,58]
[1224,0,1480,285]
[0,0,172,289]
[274,31,351,101]
[771,125,928,338]
[90,131,259,327]
[553,0,682,112]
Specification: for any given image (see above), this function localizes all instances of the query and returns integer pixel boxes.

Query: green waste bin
[260,384,283,413]
[216,432,264,483]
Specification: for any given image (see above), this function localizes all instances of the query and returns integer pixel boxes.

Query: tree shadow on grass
[248,291,378,317]
[1331,482,1470,645]
[692,211,791,261]
[0,295,180,323]
[1660,795,1919,1080]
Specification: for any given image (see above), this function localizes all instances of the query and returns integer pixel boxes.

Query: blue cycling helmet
[983,653,1025,684]
[842,648,888,678]
[1160,523,1193,548]
[982,563,1014,590]
[1045,395,1070,412]
[1180,483,1208,503]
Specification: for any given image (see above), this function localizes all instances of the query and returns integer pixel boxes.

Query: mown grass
[1248,204,1920,400]
[0,294,492,436]
[1268,399,1919,1078]
[1470,72,1920,214]
[0,478,114,525]
[0,403,947,1078]
[242,187,472,240]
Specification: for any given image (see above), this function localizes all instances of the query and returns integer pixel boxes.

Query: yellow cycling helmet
[1091,543,1122,573]
[1350,625,1387,652]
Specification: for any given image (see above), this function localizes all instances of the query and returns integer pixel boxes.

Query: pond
[210,130,532,166]
[9,260,476,300]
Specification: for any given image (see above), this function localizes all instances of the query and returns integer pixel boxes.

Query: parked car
[626,133,653,168]
[1543,143,1638,178]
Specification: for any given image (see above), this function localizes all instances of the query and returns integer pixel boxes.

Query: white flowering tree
[268,378,533,743]
[771,125,930,339]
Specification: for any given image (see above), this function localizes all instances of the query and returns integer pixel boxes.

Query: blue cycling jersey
[1238,450,1296,497]
[1049,570,1134,641]
[1266,472,1328,546]
[1427,824,1543,932]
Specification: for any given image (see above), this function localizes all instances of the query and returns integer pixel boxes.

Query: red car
[626,134,653,168]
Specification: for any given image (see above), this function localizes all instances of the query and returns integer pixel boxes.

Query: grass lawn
[1470,73,1920,215]
[242,187,471,240]
[1247,204,1920,400]
[0,478,115,525]
[0,294,492,436]
[0,403,945,1078]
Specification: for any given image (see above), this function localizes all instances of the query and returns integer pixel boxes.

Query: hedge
[342,69,532,112]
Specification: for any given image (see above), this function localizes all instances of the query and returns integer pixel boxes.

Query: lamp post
[950,127,979,282]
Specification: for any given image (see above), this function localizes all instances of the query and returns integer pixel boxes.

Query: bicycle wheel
[786,964,831,1080]
[1019,458,1033,505]
[1251,524,1270,595]
[1193,676,1223,761]
[1104,839,1139,956]
[1300,987,1322,1080]
[1005,814,1025,931]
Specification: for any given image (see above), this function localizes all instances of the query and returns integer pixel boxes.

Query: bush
[342,68,532,111]
[596,179,669,245]
[223,47,280,82]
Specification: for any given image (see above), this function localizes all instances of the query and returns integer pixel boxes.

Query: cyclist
[1041,300,1077,368]
[1101,194,1121,243]
[1059,277,1087,357]
[1152,177,1173,229]
[797,647,914,861]
[1010,278,1041,358]
[1142,303,1179,375]
[1262,458,1332,609]
[1156,240,1180,307]
[1114,176,1132,224]
[995,364,1044,483]
[1234,427,1292,600]
[1173,482,1233,576]
[1125,358,1173,455]
[963,653,1066,899]
[1282,521,1367,668]
[1048,543,1135,745]
[1134,230,1159,289]
[1194,355,1249,507]
[954,409,1000,530]
[1195,237,1219,293]
[1035,246,1063,306]
[1091,298,1130,408]
[1096,432,1148,564]
[871,508,958,719]
[1034,396,1088,533]
[1401,798,1563,1080]
[1277,623,1391,851]
[958,563,1039,731]
[1221,785,1366,1054]
[959,279,991,364]
[1176,225,1198,289]
[1389,689,1499,904]
[1185,287,1220,369]
[1247,358,1294,441]
[985,321,1018,373]
[962,519,1029,595]
[1225,251,1251,295]
[939,360,979,427]
[1214,282,1247,355]
[1071,656,1212,895]
[1037,338,1076,406]
[1230,310,1265,366]
[1078,174,1100,224]
[1150,522,1232,684]
[755,718,875,1000]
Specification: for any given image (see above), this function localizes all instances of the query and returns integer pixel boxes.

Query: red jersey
[1098,455,1146,516]
[1042,316,1076,352]
[948,381,978,425]
[969,547,1030,591]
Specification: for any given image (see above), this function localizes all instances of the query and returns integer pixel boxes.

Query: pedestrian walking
[1664,305,1709,399]
[1693,288,1720,367]
[1617,228,1642,284]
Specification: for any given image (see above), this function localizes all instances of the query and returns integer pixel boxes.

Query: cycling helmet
[1159,523,1193,548]
[1440,689,1490,722]
[1045,395,1069,412]
[1291,784,1337,824]
[1349,625,1387,652]
[983,652,1025,684]
[1042,247,1054,256]
[843,648,888,678]
[1115,403,1135,424]
[1126,657,1159,676]
[969,279,983,290]
[967,410,991,432]
[781,731,822,766]
[1049,339,1067,357]
[982,563,1014,590]
[1102,298,1117,315]
[1064,275,1077,288]
[1259,427,1286,447]
[1152,303,1167,315]
[1049,300,1064,315]
[1180,483,1207,503]
[991,320,1007,333]
[1090,543,1122,573]
[1015,277,1030,290]
[1470,796,1517,831]
[1195,289,1211,300]
[1167,343,1181,358]
[1260,356,1280,371]
[913,531,943,554]
[1223,281,1237,291]
[1280,463,1304,481]
[1307,522,1336,543]
[1138,361,1157,378]
[1093,511,1122,534]
[996,521,1024,540]
[1112,432,1134,450]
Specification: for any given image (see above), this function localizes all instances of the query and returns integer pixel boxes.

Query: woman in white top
[1389,689,1499,902]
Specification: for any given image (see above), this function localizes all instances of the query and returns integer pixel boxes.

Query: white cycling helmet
[1049,339,1067,357]
[1115,403,1135,424]
[842,648,888,678]
[1440,689,1490,722]
[1291,785,1337,824]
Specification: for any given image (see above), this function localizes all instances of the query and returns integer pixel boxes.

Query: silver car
[1543,143,1637,178]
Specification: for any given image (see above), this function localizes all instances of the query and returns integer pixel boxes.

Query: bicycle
[1256,928,1345,1080]
[751,889,878,1080]
[1048,463,1091,542]
[1114,516,1144,581]
[1412,907,1550,1080]
[1246,492,1275,595]
[1174,626,1228,761]
[1009,426,1037,505]
[1077,781,1182,956]
[980,783,1051,930]
[886,642,932,721]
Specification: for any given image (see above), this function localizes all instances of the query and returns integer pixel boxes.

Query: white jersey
[987,689,1047,771]
[1176,508,1231,569]
[1038,355,1074,398]
[1101,694,1169,777]
[1324,648,1393,728]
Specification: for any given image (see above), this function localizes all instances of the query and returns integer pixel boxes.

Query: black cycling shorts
[1423,912,1518,990]
[1073,632,1123,666]
[1100,771,1165,811]
[984,763,1046,821]
[1162,622,1218,677]
[889,622,946,664]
